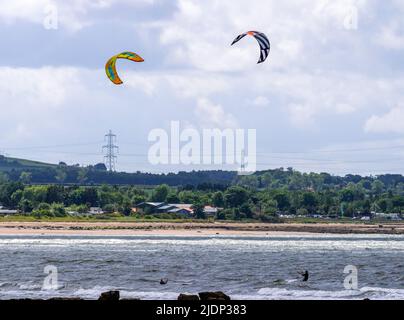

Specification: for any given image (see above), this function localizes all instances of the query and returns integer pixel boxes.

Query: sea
[0,234,403,300]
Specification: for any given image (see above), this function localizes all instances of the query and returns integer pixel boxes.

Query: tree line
[1,168,404,220]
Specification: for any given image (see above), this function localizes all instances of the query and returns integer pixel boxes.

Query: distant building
[165,204,194,215]
[134,202,166,214]
[67,210,80,216]
[89,207,104,215]
[133,202,220,217]
[167,207,193,215]
[0,207,19,215]
[203,206,219,217]
[372,212,401,220]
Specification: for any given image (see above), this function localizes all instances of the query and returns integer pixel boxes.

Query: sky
[0,0,404,175]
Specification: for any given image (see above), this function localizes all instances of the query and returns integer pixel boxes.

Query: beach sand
[0,221,403,236]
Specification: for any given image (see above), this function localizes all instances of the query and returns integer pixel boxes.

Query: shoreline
[0,221,403,236]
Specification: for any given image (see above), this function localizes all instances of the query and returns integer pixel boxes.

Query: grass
[0,156,56,172]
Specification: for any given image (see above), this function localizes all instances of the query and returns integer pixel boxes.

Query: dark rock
[98,290,120,301]
[178,294,200,301]
[9,299,35,301]
[198,291,231,301]
[48,297,83,300]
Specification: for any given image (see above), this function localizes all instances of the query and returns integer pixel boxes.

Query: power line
[102,130,119,172]
[0,141,104,150]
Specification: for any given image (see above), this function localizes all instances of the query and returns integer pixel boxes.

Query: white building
[372,212,401,220]
[89,207,104,215]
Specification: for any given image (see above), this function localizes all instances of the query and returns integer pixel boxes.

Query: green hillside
[0,155,57,171]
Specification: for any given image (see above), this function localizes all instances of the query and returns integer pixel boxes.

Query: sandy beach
[0,221,403,236]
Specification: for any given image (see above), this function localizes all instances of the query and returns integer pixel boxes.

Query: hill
[0,155,57,171]
[0,155,236,186]
[1,155,404,191]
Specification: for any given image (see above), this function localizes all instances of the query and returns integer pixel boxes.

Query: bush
[50,203,66,217]
[297,208,309,216]
[32,209,53,218]
[37,203,51,211]
[216,210,226,220]
[102,204,116,214]
[258,214,282,223]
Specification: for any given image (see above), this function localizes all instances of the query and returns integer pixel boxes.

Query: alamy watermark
[343,265,359,290]
[148,121,256,175]
[343,6,359,31]
[316,1,359,30]
[43,3,58,30]
[42,265,59,290]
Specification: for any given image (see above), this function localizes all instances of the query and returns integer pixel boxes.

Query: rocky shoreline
[8,290,231,301]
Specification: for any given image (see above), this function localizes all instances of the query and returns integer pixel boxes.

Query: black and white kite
[231,31,270,64]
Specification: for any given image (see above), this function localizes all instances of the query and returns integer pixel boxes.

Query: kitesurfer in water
[299,270,309,282]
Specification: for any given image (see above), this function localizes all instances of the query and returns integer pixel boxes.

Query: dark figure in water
[160,278,168,285]
[300,271,309,282]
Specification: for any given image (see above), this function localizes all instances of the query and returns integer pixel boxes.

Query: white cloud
[365,106,404,134]
[195,98,238,128]
[376,22,404,50]
[288,103,315,128]
[251,96,270,107]
[0,66,81,109]
[0,0,156,31]
[0,66,100,144]
[156,0,370,72]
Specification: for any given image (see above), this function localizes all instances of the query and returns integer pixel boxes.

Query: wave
[248,286,404,300]
[2,285,404,300]
[73,286,178,300]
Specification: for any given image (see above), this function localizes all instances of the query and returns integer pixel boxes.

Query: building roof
[169,204,193,210]
[168,208,193,214]
[136,202,165,207]
[204,206,219,213]
[157,205,177,210]
[0,209,18,214]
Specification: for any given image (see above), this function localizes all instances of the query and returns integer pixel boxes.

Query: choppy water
[0,234,403,300]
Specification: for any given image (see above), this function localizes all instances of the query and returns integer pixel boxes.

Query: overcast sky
[1,0,404,175]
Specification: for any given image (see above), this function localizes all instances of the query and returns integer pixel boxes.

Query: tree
[216,210,226,220]
[262,199,277,215]
[19,172,32,184]
[94,163,107,171]
[212,191,224,207]
[10,190,23,207]
[0,172,8,184]
[273,192,290,212]
[50,203,66,217]
[192,202,205,219]
[151,184,170,202]
[340,189,355,202]
[301,192,318,214]
[46,185,64,203]
[224,186,249,208]
[120,198,133,216]
[372,180,384,195]
[178,190,200,204]
[166,191,180,203]
[19,199,34,213]
[55,168,67,184]
[239,203,253,219]
[103,204,116,213]
[77,168,89,184]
